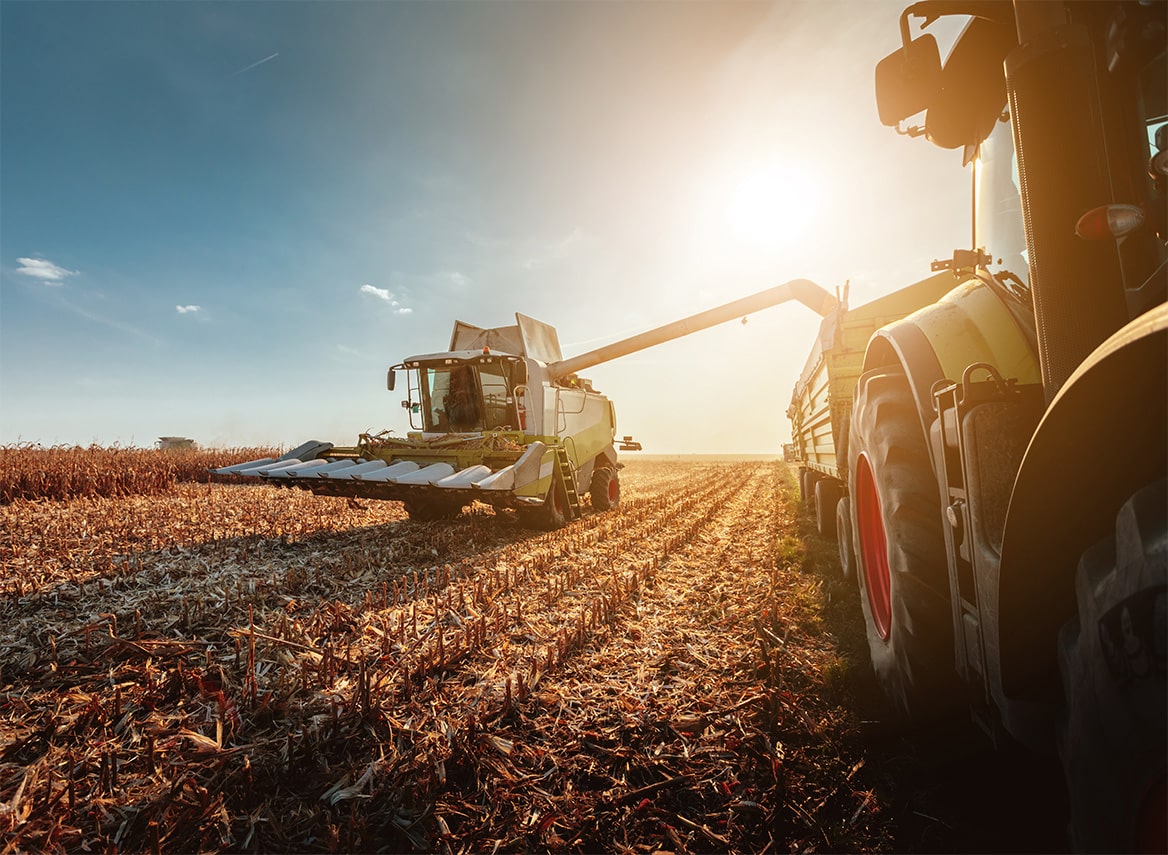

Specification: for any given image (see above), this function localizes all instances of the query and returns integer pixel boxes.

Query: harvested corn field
[0,458,1064,853]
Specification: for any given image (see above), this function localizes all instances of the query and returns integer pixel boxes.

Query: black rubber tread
[1057,479,1167,854]
[848,368,959,719]
[836,495,855,581]
[590,467,620,512]
[403,498,465,522]
[800,469,823,509]
[517,475,567,531]
[815,478,844,539]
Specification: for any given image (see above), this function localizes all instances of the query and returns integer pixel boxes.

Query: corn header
[216,280,837,527]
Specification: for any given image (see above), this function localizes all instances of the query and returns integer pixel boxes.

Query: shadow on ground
[796,496,1070,853]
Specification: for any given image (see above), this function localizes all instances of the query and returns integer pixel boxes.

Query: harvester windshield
[411,358,522,433]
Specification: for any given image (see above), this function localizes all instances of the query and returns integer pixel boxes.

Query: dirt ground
[0,459,1069,852]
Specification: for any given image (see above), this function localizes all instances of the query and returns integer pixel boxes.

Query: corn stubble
[0,454,884,853]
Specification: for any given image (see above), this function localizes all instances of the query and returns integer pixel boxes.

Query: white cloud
[360,284,392,301]
[15,256,78,284]
[360,283,413,314]
[176,305,201,314]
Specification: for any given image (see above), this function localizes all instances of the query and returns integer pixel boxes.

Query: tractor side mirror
[875,33,942,127]
[922,16,1015,150]
[387,368,396,391]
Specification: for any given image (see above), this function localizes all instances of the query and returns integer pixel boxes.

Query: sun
[723,163,824,252]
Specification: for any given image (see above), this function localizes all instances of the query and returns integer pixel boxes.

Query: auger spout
[547,278,837,380]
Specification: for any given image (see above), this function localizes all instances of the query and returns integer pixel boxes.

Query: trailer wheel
[849,368,957,719]
[800,469,823,508]
[403,498,465,522]
[836,496,855,580]
[814,478,844,538]
[1057,479,1166,854]
[518,477,567,531]
[590,467,620,511]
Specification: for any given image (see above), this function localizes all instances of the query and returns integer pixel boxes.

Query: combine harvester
[217,281,837,528]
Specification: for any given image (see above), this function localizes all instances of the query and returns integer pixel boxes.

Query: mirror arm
[899,6,917,49]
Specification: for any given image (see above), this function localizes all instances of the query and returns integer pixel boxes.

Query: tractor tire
[403,498,464,522]
[848,368,958,719]
[815,478,844,538]
[836,495,855,581]
[1057,479,1167,854]
[518,476,567,531]
[590,467,620,511]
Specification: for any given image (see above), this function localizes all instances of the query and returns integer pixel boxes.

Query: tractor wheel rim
[855,453,892,641]
[608,477,618,503]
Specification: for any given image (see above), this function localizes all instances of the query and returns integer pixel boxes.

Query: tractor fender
[996,303,1168,700]
[861,276,1040,454]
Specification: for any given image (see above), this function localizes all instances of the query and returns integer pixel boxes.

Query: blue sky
[1,1,970,452]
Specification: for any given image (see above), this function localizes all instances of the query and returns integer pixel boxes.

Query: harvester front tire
[403,498,464,522]
[590,468,620,511]
[848,368,957,720]
[1057,479,1167,854]
[519,478,567,531]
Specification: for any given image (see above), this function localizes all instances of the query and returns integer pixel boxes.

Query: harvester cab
[217,279,839,528]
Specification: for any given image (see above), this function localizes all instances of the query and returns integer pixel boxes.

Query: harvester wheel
[518,477,567,531]
[403,498,464,522]
[814,478,844,538]
[848,368,957,719]
[1057,479,1166,854]
[590,467,620,511]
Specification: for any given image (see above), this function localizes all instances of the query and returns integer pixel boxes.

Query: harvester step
[555,449,582,519]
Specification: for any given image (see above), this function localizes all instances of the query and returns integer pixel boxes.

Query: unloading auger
[215,279,837,528]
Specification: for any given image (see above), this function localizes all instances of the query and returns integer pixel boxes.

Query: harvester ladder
[555,448,582,519]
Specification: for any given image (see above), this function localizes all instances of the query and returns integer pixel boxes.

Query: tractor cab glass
[976,115,1029,290]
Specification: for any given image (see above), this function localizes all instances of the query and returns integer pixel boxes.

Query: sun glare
[724,163,824,252]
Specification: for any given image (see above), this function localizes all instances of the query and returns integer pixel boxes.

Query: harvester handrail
[547,278,837,380]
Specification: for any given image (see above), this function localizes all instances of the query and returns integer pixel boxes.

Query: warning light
[1075,204,1144,240]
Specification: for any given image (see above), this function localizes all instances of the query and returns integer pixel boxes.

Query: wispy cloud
[15,256,78,284]
[360,284,413,314]
[521,229,589,270]
[176,304,201,314]
[230,52,279,78]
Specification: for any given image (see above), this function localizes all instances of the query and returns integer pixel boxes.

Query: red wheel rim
[608,477,618,503]
[855,452,892,641]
